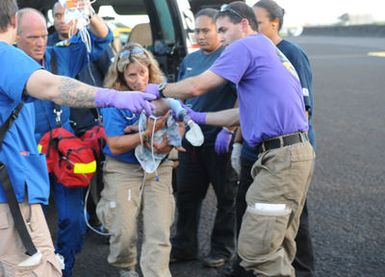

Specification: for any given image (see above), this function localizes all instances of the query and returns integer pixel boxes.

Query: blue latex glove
[182,105,206,125]
[214,128,233,154]
[144,83,160,98]
[95,88,155,115]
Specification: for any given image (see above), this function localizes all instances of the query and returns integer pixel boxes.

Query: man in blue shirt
[0,1,154,275]
[170,8,238,268]
[0,1,153,275]
[15,6,112,276]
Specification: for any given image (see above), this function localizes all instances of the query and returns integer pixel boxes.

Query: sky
[245,0,385,26]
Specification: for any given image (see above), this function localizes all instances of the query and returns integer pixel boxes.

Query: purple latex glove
[144,83,160,98]
[95,88,156,115]
[214,128,233,154]
[183,105,207,125]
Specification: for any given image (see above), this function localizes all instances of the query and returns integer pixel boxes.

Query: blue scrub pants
[53,179,86,277]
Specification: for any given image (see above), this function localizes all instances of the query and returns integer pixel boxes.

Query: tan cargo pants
[97,157,175,277]
[238,141,315,277]
[0,202,62,276]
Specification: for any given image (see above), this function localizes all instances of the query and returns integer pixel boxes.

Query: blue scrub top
[101,108,140,164]
[0,42,50,204]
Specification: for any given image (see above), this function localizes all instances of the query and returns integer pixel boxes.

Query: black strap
[0,102,24,149]
[0,98,38,256]
[0,163,38,256]
[50,49,58,75]
[50,50,62,127]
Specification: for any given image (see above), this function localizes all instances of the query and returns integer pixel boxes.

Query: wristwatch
[158,82,168,98]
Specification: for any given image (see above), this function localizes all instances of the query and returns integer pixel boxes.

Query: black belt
[256,132,308,155]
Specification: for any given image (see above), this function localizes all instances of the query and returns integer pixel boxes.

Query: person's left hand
[182,104,206,125]
[214,128,233,154]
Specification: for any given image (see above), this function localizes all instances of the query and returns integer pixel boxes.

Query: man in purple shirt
[149,2,315,276]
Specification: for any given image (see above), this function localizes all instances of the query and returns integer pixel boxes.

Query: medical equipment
[135,98,204,175]
[162,98,204,146]
[58,0,96,53]
[135,113,180,174]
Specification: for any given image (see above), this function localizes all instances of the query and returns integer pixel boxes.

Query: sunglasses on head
[220,4,243,19]
[117,47,146,72]
[118,47,146,61]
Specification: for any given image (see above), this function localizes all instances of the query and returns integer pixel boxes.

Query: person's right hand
[144,83,160,98]
[95,88,156,115]
[231,142,242,177]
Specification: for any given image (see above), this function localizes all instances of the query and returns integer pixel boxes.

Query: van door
[145,0,194,82]
[151,0,242,81]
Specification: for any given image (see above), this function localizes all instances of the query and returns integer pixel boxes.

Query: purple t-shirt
[210,34,308,147]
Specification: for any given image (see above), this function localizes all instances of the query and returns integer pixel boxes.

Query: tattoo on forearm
[57,77,96,108]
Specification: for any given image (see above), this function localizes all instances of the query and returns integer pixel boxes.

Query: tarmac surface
[62,36,385,277]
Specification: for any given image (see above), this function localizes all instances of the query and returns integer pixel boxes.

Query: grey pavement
[66,36,385,277]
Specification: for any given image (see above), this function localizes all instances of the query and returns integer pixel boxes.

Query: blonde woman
[97,43,176,277]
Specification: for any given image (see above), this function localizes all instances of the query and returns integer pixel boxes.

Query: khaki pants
[238,141,315,277]
[96,157,175,277]
[0,202,62,277]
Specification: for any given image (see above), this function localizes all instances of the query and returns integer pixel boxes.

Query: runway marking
[310,54,368,59]
[368,51,385,58]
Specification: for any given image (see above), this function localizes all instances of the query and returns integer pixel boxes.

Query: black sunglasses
[220,4,243,19]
